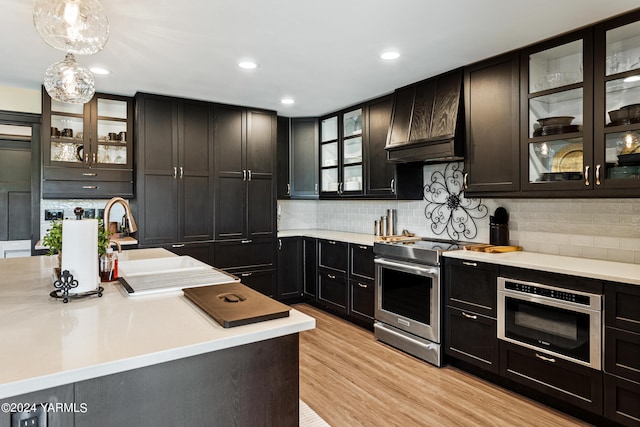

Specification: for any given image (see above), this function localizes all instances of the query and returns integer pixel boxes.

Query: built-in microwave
[497,277,602,370]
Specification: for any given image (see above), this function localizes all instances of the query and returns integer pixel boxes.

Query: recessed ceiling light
[380,51,400,61]
[281,98,295,105]
[238,61,258,70]
[90,67,110,75]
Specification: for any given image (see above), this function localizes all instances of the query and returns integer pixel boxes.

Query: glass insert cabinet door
[320,116,339,192]
[598,16,640,186]
[524,33,592,190]
[342,108,363,192]
[94,98,128,166]
[49,100,84,164]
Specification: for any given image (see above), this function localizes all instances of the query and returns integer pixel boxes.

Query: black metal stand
[51,269,103,303]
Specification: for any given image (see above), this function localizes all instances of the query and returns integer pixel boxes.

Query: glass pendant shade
[33,0,109,55]
[44,53,95,104]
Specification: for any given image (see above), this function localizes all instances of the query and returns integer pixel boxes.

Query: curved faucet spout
[103,197,137,234]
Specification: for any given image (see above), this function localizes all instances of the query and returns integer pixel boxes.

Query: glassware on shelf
[321,117,338,142]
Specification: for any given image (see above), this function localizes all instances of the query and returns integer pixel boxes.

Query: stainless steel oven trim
[497,277,602,370]
[374,257,440,344]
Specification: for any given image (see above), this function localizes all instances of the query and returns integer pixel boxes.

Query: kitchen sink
[119,256,211,276]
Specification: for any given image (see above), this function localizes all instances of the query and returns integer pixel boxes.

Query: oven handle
[374,258,438,277]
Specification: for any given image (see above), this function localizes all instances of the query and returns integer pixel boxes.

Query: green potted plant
[43,219,112,275]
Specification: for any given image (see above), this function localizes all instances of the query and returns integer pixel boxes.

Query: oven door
[374,257,440,343]
[497,286,602,369]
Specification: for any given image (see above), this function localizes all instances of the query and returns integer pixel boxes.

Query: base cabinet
[349,279,374,324]
[163,241,213,265]
[277,237,303,302]
[446,307,498,373]
[604,373,640,427]
[499,340,603,415]
[303,237,317,300]
[317,270,348,314]
[212,239,276,297]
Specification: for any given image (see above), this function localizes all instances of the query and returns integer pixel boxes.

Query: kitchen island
[0,248,315,426]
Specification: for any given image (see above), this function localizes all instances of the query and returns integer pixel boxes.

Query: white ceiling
[1,0,639,117]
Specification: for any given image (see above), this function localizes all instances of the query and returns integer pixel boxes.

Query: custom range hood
[385,68,464,163]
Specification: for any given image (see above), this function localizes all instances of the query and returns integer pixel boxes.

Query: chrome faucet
[103,197,137,234]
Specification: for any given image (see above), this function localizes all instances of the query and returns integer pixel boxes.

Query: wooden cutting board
[376,235,421,242]
[464,244,523,253]
[183,282,290,328]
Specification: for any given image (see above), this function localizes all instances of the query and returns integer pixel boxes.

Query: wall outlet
[10,404,46,427]
[44,210,64,221]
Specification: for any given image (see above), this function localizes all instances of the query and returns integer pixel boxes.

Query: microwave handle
[374,258,438,276]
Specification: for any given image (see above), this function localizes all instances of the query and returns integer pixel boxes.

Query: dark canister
[489,207,509,246]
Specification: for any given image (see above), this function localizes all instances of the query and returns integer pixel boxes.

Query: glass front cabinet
[320,107,364,196]
[42,91,134,198]
[522,10,640,195]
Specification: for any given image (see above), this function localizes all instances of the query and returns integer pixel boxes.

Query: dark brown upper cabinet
[277,117,319,200]
[385,68,464,164]
[463,52,520,195]
[42,91,133,199]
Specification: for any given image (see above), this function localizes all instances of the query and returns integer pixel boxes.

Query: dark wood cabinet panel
[277,237,303,301]
[604,327,640,384]
[446,306,498,373]
[430,70,462,139]
[136,174,178,245]
[303,237,317,300]
[349,243,374,281]
[291,118,319,198]
[141,95,176,172]
[605,282,640,333]
[387,86,414,146]
[213,105,244,174]
[212,239,276,272]
[318,239,348,273]
[604,373,640,427]
[464,52,520,194]
[349,279,374,325]
[276,116,290,198]
[239,268,277,298]
[164,241,213,265]
[365,95,395,195]
[410,80,436,142]
[214,175,246,240]
[444,258,498,318]
[500,340,603,414]
[181,175,213,241]
[247,176,275,239]
[247,110,276,175]
[318,270,348,313]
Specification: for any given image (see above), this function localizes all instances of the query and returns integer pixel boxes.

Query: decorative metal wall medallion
[423,163,488,240]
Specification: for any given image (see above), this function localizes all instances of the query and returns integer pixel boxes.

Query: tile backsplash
[279,163,640,264]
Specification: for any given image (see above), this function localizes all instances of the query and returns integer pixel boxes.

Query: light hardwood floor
[295,304,592,427]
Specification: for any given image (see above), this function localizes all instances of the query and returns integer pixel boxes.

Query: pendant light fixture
[33,0,109,104]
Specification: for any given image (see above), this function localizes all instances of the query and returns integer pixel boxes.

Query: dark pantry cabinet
[134,93,214,262]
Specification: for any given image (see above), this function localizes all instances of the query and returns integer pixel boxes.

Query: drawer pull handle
[327,274,336,279]
[328,241,336,245]
[82,173,97,177]
[241,239,252,244]
[358,245,369,250]
[357,282,367,288]
[461,312,477,320]
[535,353,556,363]
[241,272,253,277]
[171,244,185,248]
[82,185,98,189]
[462,261,478,267]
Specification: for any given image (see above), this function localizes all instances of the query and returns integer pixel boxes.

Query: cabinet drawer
[499,341,603,414]
[605,326,640,383]
[42,180,133,199]
[212,239,276,272]
[349,244,374,281]
[604,373,640,427]
[349,279,374,323]
[237,268,277,298]
[163,242,213,266]
[446,306,498,373]
[444,258,498,317]
[318,270,347,313]
[318,239,348,273]
[606,282,640,333]
[44,166,133,182]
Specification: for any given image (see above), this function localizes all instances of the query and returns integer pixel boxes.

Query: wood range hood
[385,67,465,164]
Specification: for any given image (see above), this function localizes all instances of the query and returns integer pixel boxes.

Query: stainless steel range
[373,238,463,366]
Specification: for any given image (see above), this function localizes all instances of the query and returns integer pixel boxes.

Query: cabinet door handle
[315,183,318,194]
[535,353,556,363]
[82,185,98,189]
[328,241,336,245]
[327,274,336,279]
[461,312,477,320]
[242,170,246,181]
[278,239,282,250]
[84,152,90,165]
[241,239,252,244]
[595,164,601,186]
[286,183,291,195]
[584,165,590,186]
[390,178,396,194]
[179,166,184,179]
[92,153,97,164]
[171,244,185,248]
[358,245,368,250]
[463,173,469,189]
[339,182,343,194]
[247,169,252,181]
[173,167,177,179]
[357,282,367,288]
[462,261,478,267]
[82,172,97,177]
[241,272,253,277]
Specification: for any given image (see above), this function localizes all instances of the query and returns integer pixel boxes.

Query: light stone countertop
[278,229,376,246]
[444,249,640,286]
[0,248,315,399]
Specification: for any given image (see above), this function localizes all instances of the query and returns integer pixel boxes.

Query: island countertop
[0,248,315,400]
